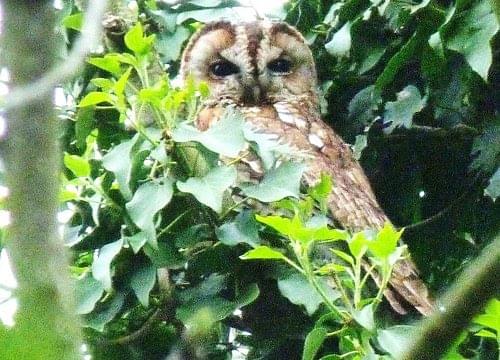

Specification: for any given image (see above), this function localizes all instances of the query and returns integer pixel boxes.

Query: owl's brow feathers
[181,21,304,77]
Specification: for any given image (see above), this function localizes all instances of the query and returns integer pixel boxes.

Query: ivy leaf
[442,0,499,80]
[242,161,306,202]
[74,273,104,315]
[156,26,191,63]
[83,291,125,331]
[92,239,123,291]
[353,303,375,331]
[124,231,149,254]
[130,259,156,307]
[278,273,339,316]
[484,168,500,201]
[377,325,413,359]
[383,85,426,132]
[325,22,352,57]
[216,210,260,247]
[176,166,236,213]
[172,108,246,158]
[348,85,382,127]
[126,178,174,230]
[64,153,90,178]
[303,327,328,360]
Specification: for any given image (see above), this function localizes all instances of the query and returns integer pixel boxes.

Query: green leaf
[144,243,185,269]
[242,162,306,202]
[303,327,328,360]
[240,245,287,261]
[325,22,352,57]
[348,232,368,259]
[353,134,367,160]
[62,13,83,31]
[256,214,347,244]
[130,260,156,307]
[79,91,116,107]
[368,223,403,260]
[92,239,123,290]
[353,303,375,331]
[124,22,154,55]
[309,173,333,211]
[474,329,497,339]
[64,153,90,177]
[172,108,246,157]
[442,0,499,80]
[88,55,121,75]
[377,325,413,359]
[331,249,354,266]
[176,166,236,213]
[74,273,104,315]
[278,273,339,316]
[485,168,500,201]
[216,210,261,247]
[102,136,138,200]
[383,85,426,131]
[126,178,174,230]
[473,298,500,333]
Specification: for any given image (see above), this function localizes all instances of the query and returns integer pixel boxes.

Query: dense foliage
[1,0,499,359]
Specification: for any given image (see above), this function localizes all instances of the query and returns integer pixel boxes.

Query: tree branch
[0,1,86,358]
[400,234,500,360]
[1,0,108,111]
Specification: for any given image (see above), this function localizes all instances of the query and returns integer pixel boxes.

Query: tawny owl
[180,20,434,316]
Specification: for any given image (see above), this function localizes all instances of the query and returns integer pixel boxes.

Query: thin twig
[403,173,484,233]
[1,0,108,111]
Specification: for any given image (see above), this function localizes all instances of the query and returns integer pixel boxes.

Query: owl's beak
[242,78,264,105]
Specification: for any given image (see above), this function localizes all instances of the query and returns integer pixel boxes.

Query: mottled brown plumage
[181,20,434,316]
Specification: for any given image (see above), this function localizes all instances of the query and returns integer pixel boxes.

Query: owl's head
[180,21,317,105]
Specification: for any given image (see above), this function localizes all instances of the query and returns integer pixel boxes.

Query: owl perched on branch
[180,20,434,316]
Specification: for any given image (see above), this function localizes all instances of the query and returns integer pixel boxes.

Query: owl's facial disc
[181,21,317,105]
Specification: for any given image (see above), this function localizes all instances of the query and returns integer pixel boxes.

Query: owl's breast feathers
[195,101,435,316]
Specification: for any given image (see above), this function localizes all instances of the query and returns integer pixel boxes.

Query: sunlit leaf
[64,153,90,178]
[325,22,352,57]
[240,245,287,261]
[172,108,246,157]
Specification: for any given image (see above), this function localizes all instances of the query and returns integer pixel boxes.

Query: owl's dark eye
[267,58,292,74]
[209,60,240,77]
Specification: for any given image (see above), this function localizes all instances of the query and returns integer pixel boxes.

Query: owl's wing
[235,101,435,316]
